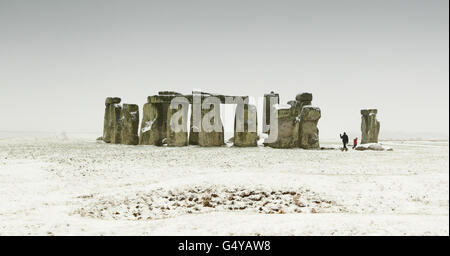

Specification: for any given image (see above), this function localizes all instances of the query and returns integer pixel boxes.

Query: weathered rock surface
[264,92,321,149]
[298,106,321,149]
[139,102,169,146]
[120,104,139,145]
[103,107,112,143]
[292,92,313,116]
[110,103,122,144]
[103,97,121,143]
[105,97,121,105]
[264,107,300,148]
[234,104,258,147]
[198,100,224,147]
[166,99,189,147]
[361,109,380,144]
[295,92,312,103]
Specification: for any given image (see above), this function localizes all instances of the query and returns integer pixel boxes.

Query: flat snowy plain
[0,134,448,235]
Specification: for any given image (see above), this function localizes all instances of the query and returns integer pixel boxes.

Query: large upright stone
[189,92,202,145]
[166,98,189,147]
[139,99,169,146]
[120,104,139,145]
[263,92,279,133]
[361,109,380,144]
[140,92,188,146]
[298,106,321,149]
[264,105,299,148]
[198,97,224,147]
[103,97,121,143]
[139,103,157,145]
[110,102,122,144]
[234,104,258,147]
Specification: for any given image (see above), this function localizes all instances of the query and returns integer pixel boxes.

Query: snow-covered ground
[0,136,448,235]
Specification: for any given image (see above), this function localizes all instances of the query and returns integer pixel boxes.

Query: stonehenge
[360,109,380,144]
[101,92,385,150]
[102,91,326,149]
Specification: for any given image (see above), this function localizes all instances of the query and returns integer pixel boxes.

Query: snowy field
[0,135,448,235]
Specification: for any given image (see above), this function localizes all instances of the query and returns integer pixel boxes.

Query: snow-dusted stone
[103,97,121,143]
[361,109,380,144]
[139,102,169,146]
[355,143,392,151]
[234,104,258,147]
[120,104,139,145]
[298,106,321,149]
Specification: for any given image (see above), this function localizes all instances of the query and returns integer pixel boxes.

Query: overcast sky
[0,0,448,139]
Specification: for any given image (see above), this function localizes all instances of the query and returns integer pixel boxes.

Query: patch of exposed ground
[75,186,345,220]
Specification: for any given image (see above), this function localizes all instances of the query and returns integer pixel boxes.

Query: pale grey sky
[0,0,448,139]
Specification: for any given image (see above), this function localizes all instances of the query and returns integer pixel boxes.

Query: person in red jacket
[353,137,358,149]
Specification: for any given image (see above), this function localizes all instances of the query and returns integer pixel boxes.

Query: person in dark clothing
[340,132,349,151]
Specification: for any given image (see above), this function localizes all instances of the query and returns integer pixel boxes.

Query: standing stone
[361,109,380,144]
[110,102,122,144]
[120,104,139,145]
[189,96,201,145]
[264,105,300,148]
[103,97,121,143]
[166,98,189,147]
[139,100,169,146]
[139,103,157,145]
[198,97,224,147]
[234,104,258,147]
[298,106,321,149]
[263,92,279,133]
